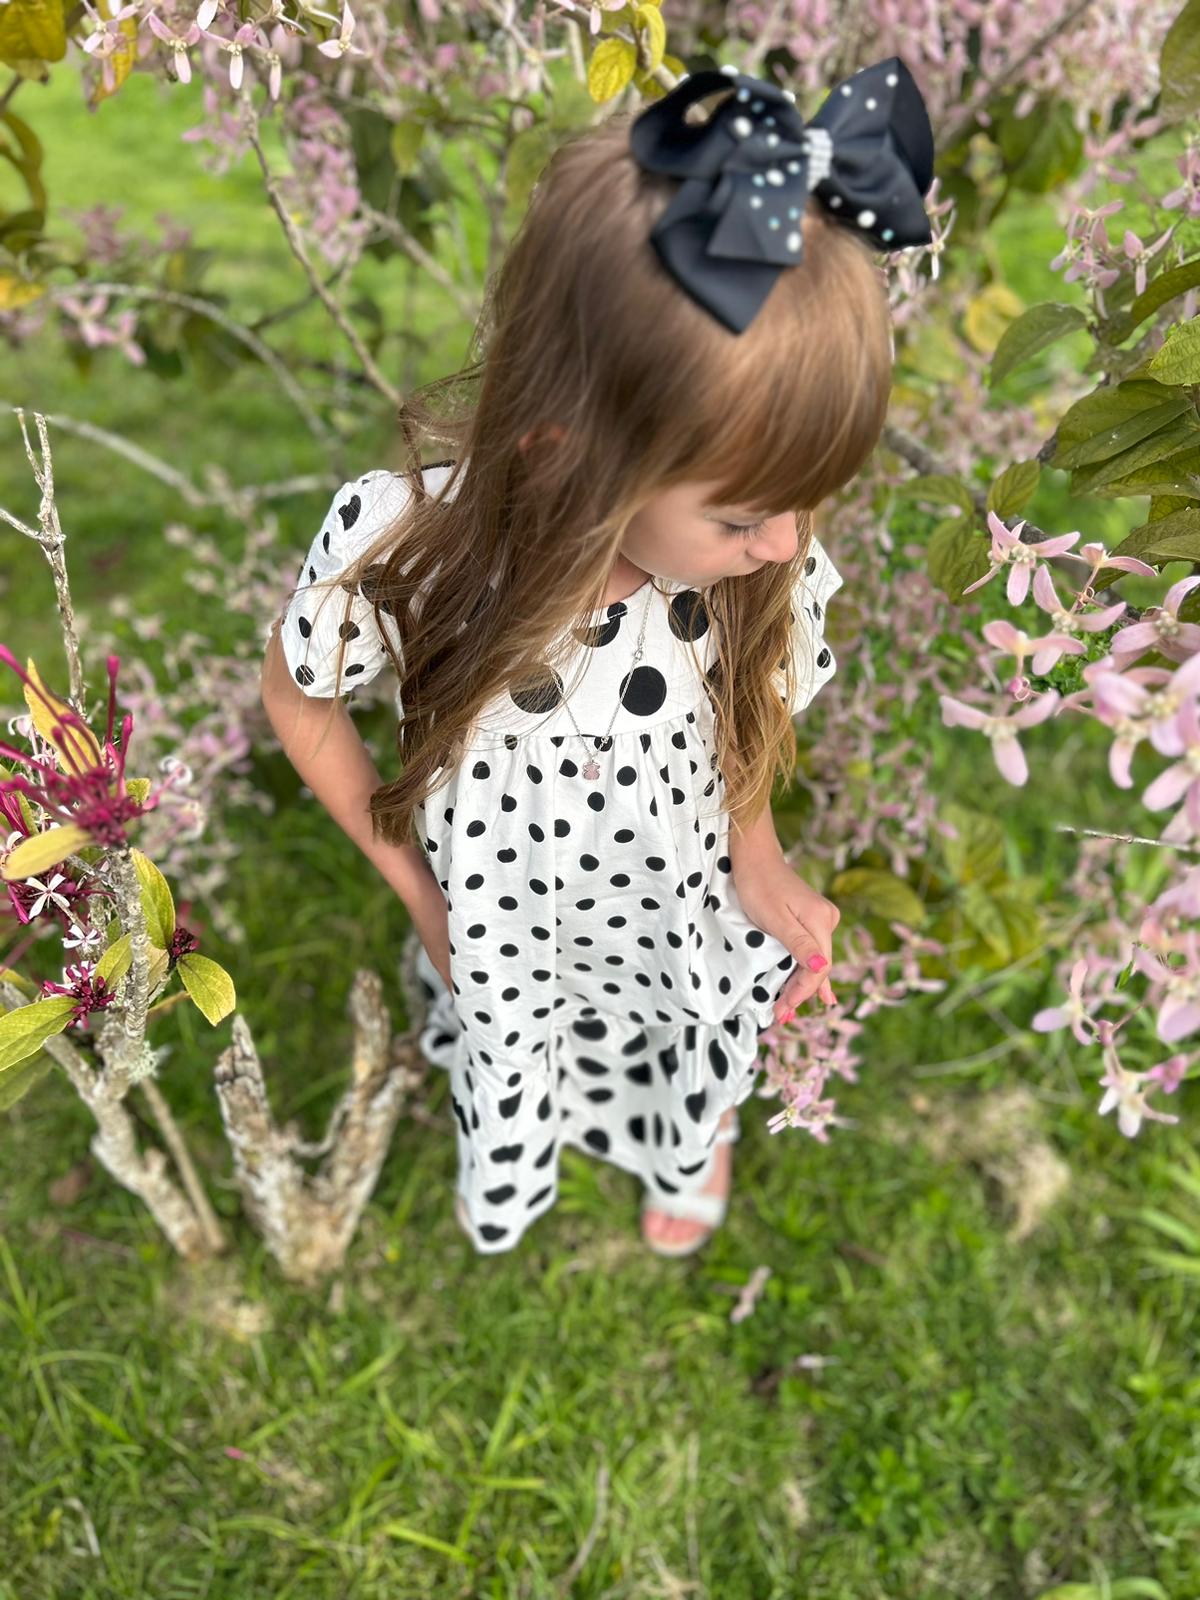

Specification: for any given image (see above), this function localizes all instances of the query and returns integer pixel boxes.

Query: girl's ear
[517,422,568,454]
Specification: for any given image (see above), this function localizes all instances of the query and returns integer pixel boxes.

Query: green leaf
[826,868,926,927]
[129,847,175,948]
[960,882,1011,961]
[389,118,425,178]
[1069,416,1200,497]
[1095,508,1200,588]
[987,301,1087,388]
[892,473,976,514]
[1160,0,1200,120]
[504,123,559,215]
[940,803,1006,887]
[176,954,236,1025]
[1088,444,1200,501]
[0,1048,54,1112]
[1050,378,1183,467]
[0,994,76,1074]
[1051,389,1193,471]
[927,513,993,603]
[1147,317,1200,385]
[986,460,1041,517]
[993,96,1084,192]
[1106,257,1200,343]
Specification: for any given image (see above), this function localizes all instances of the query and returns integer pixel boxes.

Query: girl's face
[619,480,800,589]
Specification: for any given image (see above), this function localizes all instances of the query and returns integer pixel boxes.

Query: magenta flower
[0,650,179,885]
[961,511,1082,606]
[938,688,1061,785]
[38,959,119,1031]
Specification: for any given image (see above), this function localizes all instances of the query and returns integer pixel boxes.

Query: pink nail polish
[780,1006,795,1024]
[807,954,828,972]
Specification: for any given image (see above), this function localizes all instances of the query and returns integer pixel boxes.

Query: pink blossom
[1032,957,1104,1046]
[1145,1054,1190,1095]
[939,688,1061,785]
[1097,1054,1180,1137]
[1122,224,1176,295]
[961,511,1082,605]
[146,11,203,84]
[1110,574,1200,668]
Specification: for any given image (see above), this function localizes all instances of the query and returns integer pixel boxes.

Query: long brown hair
[283,97,894,853]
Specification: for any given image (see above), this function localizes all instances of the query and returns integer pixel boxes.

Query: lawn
[0,64,1195,1600]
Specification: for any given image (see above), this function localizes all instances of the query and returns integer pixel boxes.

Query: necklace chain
[513,581,656,779]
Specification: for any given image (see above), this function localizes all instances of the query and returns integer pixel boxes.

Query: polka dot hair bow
[628,54,936,335]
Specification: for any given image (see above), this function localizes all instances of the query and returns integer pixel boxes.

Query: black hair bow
[628,55,936,335]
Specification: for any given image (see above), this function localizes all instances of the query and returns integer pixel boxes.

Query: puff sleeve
[780,534,845,717]
[277,470,411,699]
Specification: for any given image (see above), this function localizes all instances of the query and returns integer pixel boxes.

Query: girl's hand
[734,856,840,1025]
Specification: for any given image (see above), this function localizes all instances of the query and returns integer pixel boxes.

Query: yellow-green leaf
[1,824,93,883]
[176,954,236,1025]
[87,15,138,106]
[634,5,665,73]
[587,37,637,104]
[124,776,151,805]
[93,931,134,995]
[0,994,76,1074]
[389,118,425,177]
[0,270,47,312]
[1147,318,1200,385]
[963,283,1024,357]
[827,868,925,927]
[146,946,171,994]
[129,848,176,948]
[0,0,67,65]
[22,657,102,776]
[0,966,39,1000]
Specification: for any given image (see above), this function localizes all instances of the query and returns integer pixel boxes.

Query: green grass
[0,61,1197,1600]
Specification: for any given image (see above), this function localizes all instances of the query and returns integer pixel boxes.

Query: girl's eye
[720,519,765,540]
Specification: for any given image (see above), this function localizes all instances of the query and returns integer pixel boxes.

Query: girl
[266,56,934,1257]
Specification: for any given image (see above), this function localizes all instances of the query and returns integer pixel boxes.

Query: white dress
[277,464,845,1253]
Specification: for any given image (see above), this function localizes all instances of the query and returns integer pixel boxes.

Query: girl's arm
[729,793,784,873]
[260,620,429,901]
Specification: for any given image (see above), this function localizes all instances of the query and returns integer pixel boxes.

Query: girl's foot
[640,1107,736,1252]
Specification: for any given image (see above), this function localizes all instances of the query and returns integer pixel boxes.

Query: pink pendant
[582,758,601,780]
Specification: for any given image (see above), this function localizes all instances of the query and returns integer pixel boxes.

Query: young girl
[266,56,934,1258]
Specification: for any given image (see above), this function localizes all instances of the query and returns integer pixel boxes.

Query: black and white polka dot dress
[277,464,844,1254]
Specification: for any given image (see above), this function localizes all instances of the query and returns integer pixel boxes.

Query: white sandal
[640,1111,741,1259]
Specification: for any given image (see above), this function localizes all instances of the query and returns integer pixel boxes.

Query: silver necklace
[514,580,656,779]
